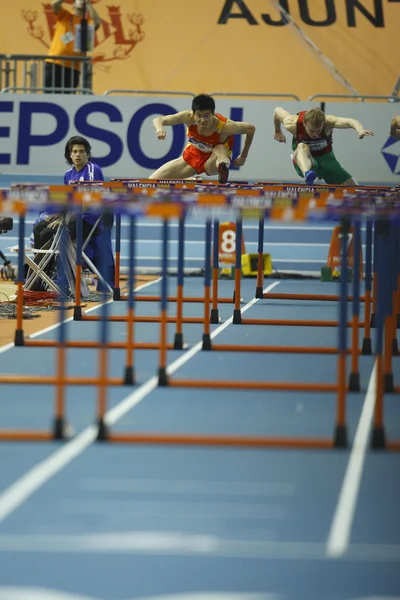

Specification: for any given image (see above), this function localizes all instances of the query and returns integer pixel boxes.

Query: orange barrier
[4,185,395,448]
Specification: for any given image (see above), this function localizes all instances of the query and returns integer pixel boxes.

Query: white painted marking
[0,589,278,600]
[326,361,377,558]
[0,532,398,563]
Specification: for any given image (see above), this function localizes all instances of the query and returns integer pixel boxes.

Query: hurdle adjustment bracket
[158,367,168,386]
[233,309,242,324]
[334,424,348,448]
[362,337,372,355]
[53,417,67,440]
[348,372,360,392]
[371,426,386,450]
[124,366,135,385]
[210,308,219,324]
[173,332,184,350]
[14,329,24,346]
[97,418,109,441]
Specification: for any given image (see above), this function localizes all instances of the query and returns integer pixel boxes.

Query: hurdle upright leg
[362,219,373,354]
[210,219,220,324]
[97,225,112,440]
[256,216,265,299]
[233,217,243,324]
[158,219,169,386]
[124,215,136,385]
[334,217,349,448]
[202,220,212,350]
[54,213,69,440]
[113,213,122,301]
[371,219,388,449]
[73,204,83,320]
[173,214,185,349]
[348,220,361,391]
[14,209,26,346]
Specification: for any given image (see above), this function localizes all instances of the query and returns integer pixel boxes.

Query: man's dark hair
[64,135,92,164]
[192,94,215,114]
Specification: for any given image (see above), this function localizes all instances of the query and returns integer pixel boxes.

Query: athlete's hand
[274,132,286,143]
[359,129,374,139]
[156,129,166,140]
[233,154,247,168]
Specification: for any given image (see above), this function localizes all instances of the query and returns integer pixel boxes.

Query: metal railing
[209,92,301,101]
[0,54,93,94]
[308,93,400,103]
[0,55,6,92]
[0,86,94,95]
[103,89,196,97]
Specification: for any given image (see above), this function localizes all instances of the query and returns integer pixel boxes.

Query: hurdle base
[202,334,212,350]
[73,306,82,321]
[348,372,360,392]
[123,366,135,385]
[173,333,184,350]
[255,286,264,299]
[113,287,121,301]
[362,337,372,355]
[233,309,242,324]
[371,425,386,450]
[158,367,168,386]
[53,417,67,440]
[392,338,399,356]
[334,424,348,448]
[14,329,24,346]
[384,373,394,393]
[210,308,219,324]
[370,313,377,328]
[97,418,109,441]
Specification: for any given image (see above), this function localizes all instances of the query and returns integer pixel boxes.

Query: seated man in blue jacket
[32,135,115,292]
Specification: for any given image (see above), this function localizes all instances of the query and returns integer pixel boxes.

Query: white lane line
[0,533,399,562]
[0,281,280,525]
[325,360,377,558]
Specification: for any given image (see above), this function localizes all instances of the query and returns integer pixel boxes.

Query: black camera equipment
[0,217,16,280]
[0,216,13,234]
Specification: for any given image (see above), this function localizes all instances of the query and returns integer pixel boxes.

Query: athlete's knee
[297,143,309,153]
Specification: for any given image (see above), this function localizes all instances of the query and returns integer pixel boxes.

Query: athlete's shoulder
[64,166,75,184]
[85,162,103,181]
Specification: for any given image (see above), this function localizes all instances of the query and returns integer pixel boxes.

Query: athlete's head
[192,94,215,129]
[64,135,92,167]
[303,108,326,138]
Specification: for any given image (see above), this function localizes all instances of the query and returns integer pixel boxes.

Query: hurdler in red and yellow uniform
[150,94,256,182]
[183,113,234,175]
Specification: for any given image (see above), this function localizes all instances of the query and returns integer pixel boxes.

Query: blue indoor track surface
[0,276,399,599]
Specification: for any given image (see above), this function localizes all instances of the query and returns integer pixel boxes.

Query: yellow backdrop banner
[1,0,398,98]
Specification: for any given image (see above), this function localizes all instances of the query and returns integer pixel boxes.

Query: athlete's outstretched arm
[273,107,297,143]
[223,121,256,167]
[326,115,374,139]
[390,116,400,139]
[152,110,192,140]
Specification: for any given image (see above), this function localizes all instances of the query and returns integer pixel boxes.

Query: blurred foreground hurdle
[0,183,400,450]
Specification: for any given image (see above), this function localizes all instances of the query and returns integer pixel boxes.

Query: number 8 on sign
[218,222,246,265]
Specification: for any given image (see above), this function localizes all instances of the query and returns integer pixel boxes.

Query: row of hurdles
[0,181,399,450]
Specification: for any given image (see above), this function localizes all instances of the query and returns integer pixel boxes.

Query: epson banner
[0,95,398,183]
